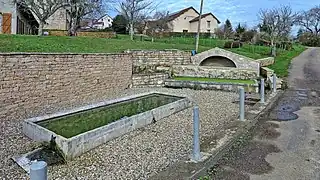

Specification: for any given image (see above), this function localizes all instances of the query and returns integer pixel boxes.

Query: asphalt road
[211,48,320,180]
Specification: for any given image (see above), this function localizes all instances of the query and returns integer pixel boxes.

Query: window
[183,29,188,33]
[207,30,210,33]
[207,21,211,28]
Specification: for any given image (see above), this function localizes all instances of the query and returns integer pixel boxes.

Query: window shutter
[2,13,12,34]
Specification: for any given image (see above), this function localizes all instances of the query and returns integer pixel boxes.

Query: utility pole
[195,0,204,53]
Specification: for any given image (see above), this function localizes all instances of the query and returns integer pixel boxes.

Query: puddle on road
[269,90,314,121]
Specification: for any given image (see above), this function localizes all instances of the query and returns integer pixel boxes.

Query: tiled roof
[189,13,221,24]
[168,6,199,21]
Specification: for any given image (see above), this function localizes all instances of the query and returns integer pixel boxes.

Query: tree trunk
[271,40,276,57]
[68,19,77,36]
[130,23,134,41]
[38,21,44,36]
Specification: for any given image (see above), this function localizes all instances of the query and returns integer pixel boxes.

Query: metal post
[195,0,204,53]
[192,106,202,161]
[239,88,245,121]
[272,74,277,93]
[30,161,47,180]
[260,79,265,104]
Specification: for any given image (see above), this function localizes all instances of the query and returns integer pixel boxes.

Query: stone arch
[199,56,237,68]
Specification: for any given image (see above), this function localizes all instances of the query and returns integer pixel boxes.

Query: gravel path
[0,88,241,179]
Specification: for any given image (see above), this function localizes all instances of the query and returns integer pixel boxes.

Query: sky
[109,0,318,31]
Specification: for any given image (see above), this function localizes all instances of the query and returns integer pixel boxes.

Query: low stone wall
[126,50,191,74]
[0,53,132,121]
[47,30,116,38]
[165,80,259,93]
[256,57,275,67]
[132,73,169,88]
[172,65,259,80]
[261,67,274,78]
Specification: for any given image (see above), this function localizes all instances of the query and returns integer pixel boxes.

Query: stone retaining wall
[172,65,259,80]
[0,53,132,121]
[132,73,168,88]
[126,50,191,74]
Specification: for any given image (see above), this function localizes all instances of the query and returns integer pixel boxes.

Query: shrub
[299,33,320,47]
[224,41,243,48]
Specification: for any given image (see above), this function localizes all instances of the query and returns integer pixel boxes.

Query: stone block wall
[47,30,116,38]
[0,53,132,121]
[172,65,259,80]
[132,73,168,88]
[261,67,274,78]
[126,50,191,74]
[255,57,275,67]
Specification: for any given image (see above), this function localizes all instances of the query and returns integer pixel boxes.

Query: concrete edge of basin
[22,92,192,160]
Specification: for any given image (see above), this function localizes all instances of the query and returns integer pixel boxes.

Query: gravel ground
[0,88,241,180]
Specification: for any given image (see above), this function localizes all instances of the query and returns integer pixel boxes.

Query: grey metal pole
[273,74,277,93]
[195,0,204,53]
[239,88,245,121]
[192,106,202,161]
[260,79,265,104]
[30,161,47,180]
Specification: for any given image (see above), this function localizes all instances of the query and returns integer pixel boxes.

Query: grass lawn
[0,34,212,53]
[173,76,256,84]
[0,34,306,77]
[268,45,306,77]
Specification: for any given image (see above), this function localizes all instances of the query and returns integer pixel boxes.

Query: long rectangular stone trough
[23,92,192,160]
[165,79,259,93]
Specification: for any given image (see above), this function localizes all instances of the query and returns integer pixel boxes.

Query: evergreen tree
[224,19,233,38]
[112,15,128,34]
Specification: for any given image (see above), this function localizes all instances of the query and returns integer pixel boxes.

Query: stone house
[0,0,38,34]
[146,6,220,34]
[0,0,68,35]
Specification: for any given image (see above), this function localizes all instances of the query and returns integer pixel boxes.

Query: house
[91,14,113,30]
[147,6,220,34]
[0,0,38,34]
[0,0,68,35]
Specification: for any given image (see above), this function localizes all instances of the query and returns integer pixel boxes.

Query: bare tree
[16,0,68,35]
[296,5,320,36]
[258,5,296,56]
[66,0,104,36]
[118,0,158,40]
[146,11,172,41]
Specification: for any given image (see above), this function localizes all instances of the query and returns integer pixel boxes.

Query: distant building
[146,6,220,34]
[81,14,113,30]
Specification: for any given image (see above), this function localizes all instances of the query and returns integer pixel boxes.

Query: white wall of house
[189,15,219,33]
[44,8,68,30]
[0,0,17,34]
[170,8,198,33]
[97,15,113,28]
